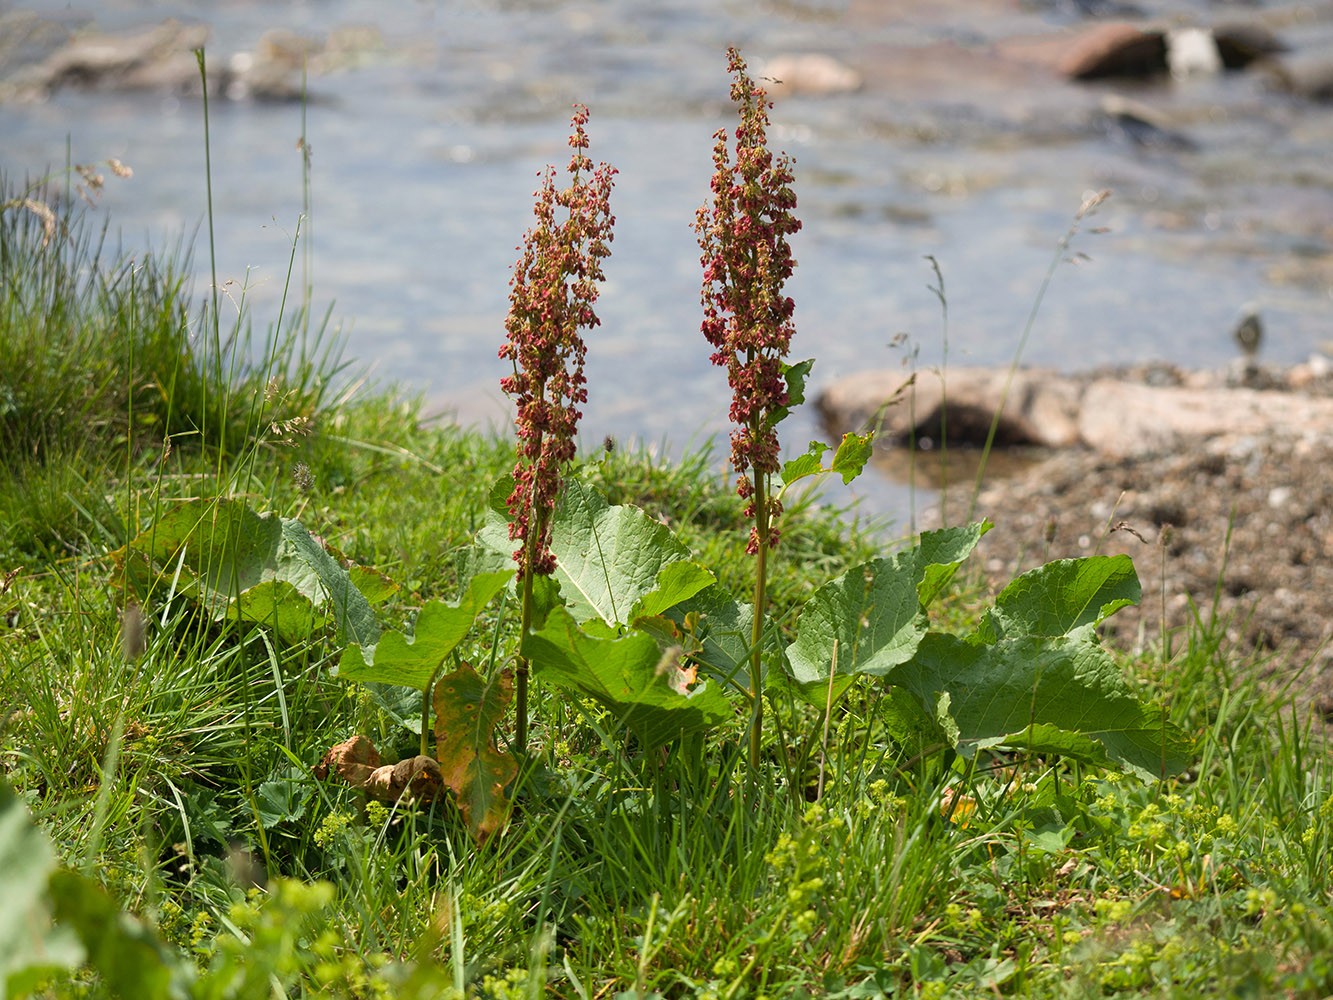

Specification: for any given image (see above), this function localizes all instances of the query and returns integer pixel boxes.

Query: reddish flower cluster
[694,48,802,554]
[500,105,617,575]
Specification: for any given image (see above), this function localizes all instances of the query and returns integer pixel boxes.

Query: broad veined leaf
[786,556,927,694]
[630,561,716,621]
[828,431,874,484]
[895,632,1192,778]
[523,606,733,750]
[780,440,830,487]
[278,517,380,646]
[348,565,400,606]
[914,521,992,607]
[664,584,756,694]
[227,580,318,642]
[784,522,992,706]
[772,358,815,426]
[108,498,380,646]
[778,432,875,492]
[338,571,513,689]
[110,498,281,614]
[976,554,1140,643]
[481,477,695,626]
[878,685,955,758]
[433,664,517,840]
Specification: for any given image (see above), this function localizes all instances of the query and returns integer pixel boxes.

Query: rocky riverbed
[821,360,1333,723]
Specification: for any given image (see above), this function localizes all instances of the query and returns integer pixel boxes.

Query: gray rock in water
[1263,54,1333,102]
[1212,21,1287,70]
[1233,305,1263,359]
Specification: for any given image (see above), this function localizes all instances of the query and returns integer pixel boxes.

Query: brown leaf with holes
[315,734,442,803]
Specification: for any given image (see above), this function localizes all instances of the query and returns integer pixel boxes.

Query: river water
[2,0,1331,521]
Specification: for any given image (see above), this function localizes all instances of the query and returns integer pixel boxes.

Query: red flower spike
[692,49,801,551]
[500,105,616,575]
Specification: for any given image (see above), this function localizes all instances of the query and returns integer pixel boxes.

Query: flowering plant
[693,47,802,761]
[500,104,616,750]
[695,48,803,557]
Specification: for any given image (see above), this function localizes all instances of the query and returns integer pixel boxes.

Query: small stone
[1267,486,1292,509]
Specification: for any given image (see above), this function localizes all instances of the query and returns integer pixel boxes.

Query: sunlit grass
[2,174,1331,1000]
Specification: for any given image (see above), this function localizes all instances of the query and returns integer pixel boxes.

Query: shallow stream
[3,0,1330,522]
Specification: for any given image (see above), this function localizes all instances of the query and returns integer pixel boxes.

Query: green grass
[2,184,1332,1000]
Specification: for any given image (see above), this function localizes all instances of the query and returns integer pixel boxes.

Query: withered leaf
[434,664,517,840]
[315,735,442,803]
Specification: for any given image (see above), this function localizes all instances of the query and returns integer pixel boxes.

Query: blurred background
[2,0,1330,516]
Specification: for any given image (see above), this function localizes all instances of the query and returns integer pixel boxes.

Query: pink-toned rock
[818,366,1333,460]
[1077,380,1333,457]
[763,54,862,97]
[1054,22,1167,79]
[41,19,210,89]
[816,367,1082,449]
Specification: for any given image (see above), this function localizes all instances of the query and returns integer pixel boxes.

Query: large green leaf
[338,571,513,689]
[523,606,734,750]
[914,521,992,607]
[665,584,755,693]
[784,523,991,705]
[630,561,716,621]
[787,554,926,686]
[279,517,380,646]
[109,498,379,646]
[894,632,1192,779]
[977,555,1139,644]
[0,781,83,999]
[481,478,699,626]
[227,581,318,642]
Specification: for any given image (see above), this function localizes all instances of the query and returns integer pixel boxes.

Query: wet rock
[0,17,385,104]
[0,10,74,78]
[1212,21,1287,70]
[1023,0,1147,20]
[1095,94,1196,151]
[1057,22,1167,79]
[762,53,863,97]
[1077,380,1333,456]
[1263,53,1333,102]
[14,18,211,96]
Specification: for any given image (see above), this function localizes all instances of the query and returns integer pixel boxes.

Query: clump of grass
[0,174,345,562]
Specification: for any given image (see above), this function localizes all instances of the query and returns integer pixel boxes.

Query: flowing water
[3,0,1331,522]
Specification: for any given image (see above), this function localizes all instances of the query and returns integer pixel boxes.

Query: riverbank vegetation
[3,59,1332,1000]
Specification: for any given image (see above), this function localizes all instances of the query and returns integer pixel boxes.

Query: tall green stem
[517,556,534,756]
[748,464,769,768]
[192,50,220,379]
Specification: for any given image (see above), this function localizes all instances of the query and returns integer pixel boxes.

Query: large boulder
[818,363,1333,459]
[818,367,1083,450]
